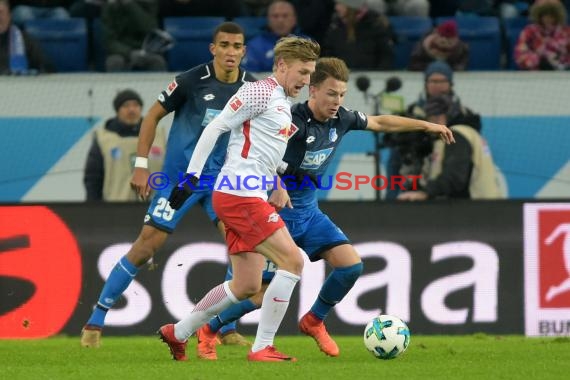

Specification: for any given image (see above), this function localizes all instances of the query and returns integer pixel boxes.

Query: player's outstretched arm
[131,101,168,200]
[366,114,455,144]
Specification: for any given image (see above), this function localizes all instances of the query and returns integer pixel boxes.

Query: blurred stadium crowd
[2,0,569,74]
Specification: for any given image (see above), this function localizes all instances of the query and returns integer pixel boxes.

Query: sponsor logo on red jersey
[229,97,243,112]
[277,123,299,141]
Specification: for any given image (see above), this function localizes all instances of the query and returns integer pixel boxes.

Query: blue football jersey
[158,62,256,181]
[283,101,368,209]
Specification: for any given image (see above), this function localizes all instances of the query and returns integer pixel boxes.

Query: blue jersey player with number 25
[80,22,256,348]
[194,57,454,359]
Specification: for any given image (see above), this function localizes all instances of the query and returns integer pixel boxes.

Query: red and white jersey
[214,77,298,199]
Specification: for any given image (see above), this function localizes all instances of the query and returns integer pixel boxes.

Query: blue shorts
[144,184,216,233]
[225,207,350,282]
[282,207,350,262]
[226,259,277,283]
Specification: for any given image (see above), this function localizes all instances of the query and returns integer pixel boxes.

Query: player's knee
[232,280,262,300]
[127,243,155,266]
[128,229,165,266]
[283,248,304,275]
[339,262,364,286]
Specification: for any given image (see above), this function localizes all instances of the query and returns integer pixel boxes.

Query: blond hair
[272,36,320,71]
[310,57,350,86]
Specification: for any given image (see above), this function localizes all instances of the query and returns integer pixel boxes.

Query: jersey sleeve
[290,109,307,142]
[346,107,369,131]
[214,81,271,129]
[157,73,190,113]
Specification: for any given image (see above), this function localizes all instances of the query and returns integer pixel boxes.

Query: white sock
[174,281,238,341]
[251,269,300,352]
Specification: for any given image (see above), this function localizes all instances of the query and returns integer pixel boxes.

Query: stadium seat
[233,16,266,41]
[389,16,432,69]
[24,18,88,72]
[164,17,225,72]
[435,16,502,70]
[503,17,529,70]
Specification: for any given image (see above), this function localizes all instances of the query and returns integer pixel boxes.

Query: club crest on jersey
[329,128,338,142]
[229,96,243,112]
[277,123,299,141]
[166,79,178,96]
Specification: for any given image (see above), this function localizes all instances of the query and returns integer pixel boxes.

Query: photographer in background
[385,60,480,199]
[397,94,503,200]
[407,60,480,131]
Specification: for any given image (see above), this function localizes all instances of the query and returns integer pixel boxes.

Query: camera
[383,131,433,190]
[384,132,433,165]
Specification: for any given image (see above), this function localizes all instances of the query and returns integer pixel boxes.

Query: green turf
[1,335,569,380]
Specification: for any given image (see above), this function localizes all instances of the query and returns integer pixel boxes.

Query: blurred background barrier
[0,72,569,202]
[1,201,569,338]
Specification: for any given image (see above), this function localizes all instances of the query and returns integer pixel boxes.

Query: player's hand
[268,186,292,211]
[168,173,199,210]
[130,167,151,200]
[425,122,455,144]
[397,191,429,201]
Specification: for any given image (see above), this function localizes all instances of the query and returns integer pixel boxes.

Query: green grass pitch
[2,335,569,380]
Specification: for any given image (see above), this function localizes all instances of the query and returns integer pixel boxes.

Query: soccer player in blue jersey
[80,22,256,348]
[194,57,454,359]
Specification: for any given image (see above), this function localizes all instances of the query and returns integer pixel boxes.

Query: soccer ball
[363,314,411,359]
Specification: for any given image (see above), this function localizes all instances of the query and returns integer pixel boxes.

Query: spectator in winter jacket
[515,0,570,70]
[102,0,167,72]
[323,0,394,70]
[409,20,470,71]
[0,0,53,74]
[242,0,304,72]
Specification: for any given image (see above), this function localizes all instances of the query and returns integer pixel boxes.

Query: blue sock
[212,299,259,334]
[310,262,363,320]
[86,256,139,327]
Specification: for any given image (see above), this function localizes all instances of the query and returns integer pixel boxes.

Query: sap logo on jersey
[301,148,334,170]
[202,108,221,126]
